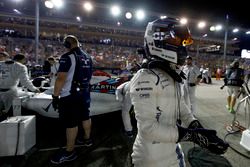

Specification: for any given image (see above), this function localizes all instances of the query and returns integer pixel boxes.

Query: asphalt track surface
[1,78,250,167]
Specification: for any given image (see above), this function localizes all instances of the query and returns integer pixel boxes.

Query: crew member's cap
[186,56,192,60]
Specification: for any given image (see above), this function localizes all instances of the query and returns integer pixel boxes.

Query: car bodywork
[17,70,127,118]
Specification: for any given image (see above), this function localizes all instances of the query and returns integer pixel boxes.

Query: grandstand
[0,0,242,74]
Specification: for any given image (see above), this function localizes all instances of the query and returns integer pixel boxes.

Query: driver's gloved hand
[188,120,204,129]
[177,123,229,155]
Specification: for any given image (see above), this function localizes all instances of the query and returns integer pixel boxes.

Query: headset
[63,40,71,49]
[63,35,79,49]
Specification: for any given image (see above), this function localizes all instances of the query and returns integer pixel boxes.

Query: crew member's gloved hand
[52,95,59,111]
[177,123,229,154]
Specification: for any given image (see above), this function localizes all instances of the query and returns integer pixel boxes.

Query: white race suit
[129,68,196,167]
[0,61,37,113]
[116,81,133,132]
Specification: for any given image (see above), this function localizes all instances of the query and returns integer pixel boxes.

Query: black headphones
[63,39,71,49]
[63,35,79,49]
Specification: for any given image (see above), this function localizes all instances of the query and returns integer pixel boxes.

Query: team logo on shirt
[137,81,150,85]
[135,87,153,91]
[139,93,150,98]
[160,78,169,89]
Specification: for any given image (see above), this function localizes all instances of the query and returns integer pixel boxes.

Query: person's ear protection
[63,35,79,49]
[63,39,71,48]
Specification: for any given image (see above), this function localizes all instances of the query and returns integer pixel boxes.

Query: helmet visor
[153,24,193,47]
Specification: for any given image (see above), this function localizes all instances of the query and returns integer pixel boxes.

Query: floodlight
[215,25,222,31]
[232,28,239,33]
[111,5,121,17]
[83,2,93,12]
[12,0,23,2]
[117,21,121,26]
[135,10,145,20]
[198,21,206,29]
[160,16,167,19]
[51,0,64,8]
[125,12,132,19]
[180,18,188,24]
[45,0,54,9]
[13,9,22,14]
[76,16,81,22]
[202,34,207,38]
[210,26,215,31]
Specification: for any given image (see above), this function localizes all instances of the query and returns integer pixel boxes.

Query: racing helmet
[144,17,193,64]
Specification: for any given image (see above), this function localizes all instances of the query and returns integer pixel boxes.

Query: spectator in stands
[115,81,134,138]
[50,35,93,164]
[0,51,39,121]
[181,56,202,115]
[224,59,244,113]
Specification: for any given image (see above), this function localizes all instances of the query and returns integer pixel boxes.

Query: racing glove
[177,123,229,155]
[52,95,59,111]
[188,120,204,129]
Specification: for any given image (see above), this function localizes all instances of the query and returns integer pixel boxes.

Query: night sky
[97,0,250,28]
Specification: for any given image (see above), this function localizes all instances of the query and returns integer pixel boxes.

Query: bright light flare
[232,28,239,33]
[13,9,22,14]
[198,21,206,29]
[210,26,215,31]
[202,34,207,38]
[125,12,132,19]
[111,5,121,17]
[135,10,145,20]
[76,16,81,22]
[45,0,54,9]
[210,25,222,31]
[12,0,23,2]
[83,2,93,12]
[160,16,167,19]
[117,21,121,26]
[51,0,64,8]
[215,25,222,31]
[180,18,188,25]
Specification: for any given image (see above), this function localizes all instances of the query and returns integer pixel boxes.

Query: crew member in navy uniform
[224,59,244,113]
[51,35,93,164]
[0,51,39,121]
[129,18,228,167]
